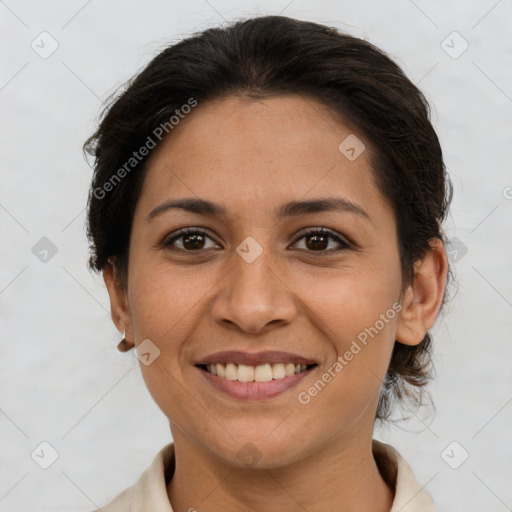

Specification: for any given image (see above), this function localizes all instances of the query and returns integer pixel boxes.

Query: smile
[201,362,314,382]
[195,350,318,400]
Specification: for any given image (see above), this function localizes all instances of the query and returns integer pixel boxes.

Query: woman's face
[109,95,414,467]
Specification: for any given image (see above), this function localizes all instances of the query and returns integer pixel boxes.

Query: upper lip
[196,351,318,366]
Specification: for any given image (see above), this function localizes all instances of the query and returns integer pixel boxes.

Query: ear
[395,238,448,346]
[103,261,135,350]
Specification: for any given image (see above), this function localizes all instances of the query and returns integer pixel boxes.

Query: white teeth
[237,364,254,382]
[285,363,295,376]
[205,362,311,381]
[225,363,238,380]
[272,363,286,379]
[254,363,273,382]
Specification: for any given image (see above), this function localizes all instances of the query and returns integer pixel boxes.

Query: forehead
[138,94,392,224]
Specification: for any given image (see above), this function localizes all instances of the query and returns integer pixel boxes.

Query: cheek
[125,262,215,410]
[127,257,203,339]
[292,261,401,412]
[294,257,402,343]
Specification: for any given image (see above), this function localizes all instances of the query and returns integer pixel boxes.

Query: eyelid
[291,226,352,250]
[161,227,220,248]
[161,226,354,252]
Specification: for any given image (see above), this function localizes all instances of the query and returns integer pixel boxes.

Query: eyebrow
[147,197,371,222]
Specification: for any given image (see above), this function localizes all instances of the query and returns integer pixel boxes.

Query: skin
[103,94,448,512]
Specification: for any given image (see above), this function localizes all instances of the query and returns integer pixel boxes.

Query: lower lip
[198,366,315,401]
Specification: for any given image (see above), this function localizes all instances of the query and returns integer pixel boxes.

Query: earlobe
[103,262,135,349]
[395,238,448,346]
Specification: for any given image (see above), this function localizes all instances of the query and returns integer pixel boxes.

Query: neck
[167,430,394,512]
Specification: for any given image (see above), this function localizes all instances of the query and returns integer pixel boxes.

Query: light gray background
[1,1,511,511]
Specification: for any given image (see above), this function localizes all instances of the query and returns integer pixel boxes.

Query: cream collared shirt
[93,440,436,511]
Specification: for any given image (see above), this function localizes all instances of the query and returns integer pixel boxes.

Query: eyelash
[161,227,352,254]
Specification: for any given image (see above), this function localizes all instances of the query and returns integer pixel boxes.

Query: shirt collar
[101,440,436,511]
[372,440,437,512]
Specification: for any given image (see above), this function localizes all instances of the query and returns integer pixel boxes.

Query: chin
[205,432,307,470]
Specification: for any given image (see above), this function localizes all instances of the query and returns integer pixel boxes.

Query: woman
[85,15,451,512]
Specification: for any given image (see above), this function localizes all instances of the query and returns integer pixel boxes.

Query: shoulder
[372,439,437,512]
[90,443,175,512]
[90,485,134,512]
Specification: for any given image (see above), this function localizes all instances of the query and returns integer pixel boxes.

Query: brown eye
[292,228,350,253]
[164,229,219,251]
[162,227,350,254]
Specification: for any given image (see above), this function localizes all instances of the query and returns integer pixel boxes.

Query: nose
[210,248,298,335]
